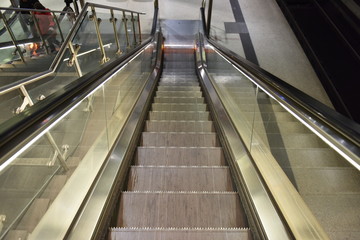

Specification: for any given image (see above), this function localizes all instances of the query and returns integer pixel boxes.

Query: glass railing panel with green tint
[204,45,360,239]
[0,39,155,239]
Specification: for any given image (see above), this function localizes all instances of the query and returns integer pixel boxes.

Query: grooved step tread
[117,192,247,228]
[145,120,214,132]
[154,97,204,103]
[156,91,202,97]
[135,147,226,166]
[141,132,218,147]
[158,86,201,91]
[149,111,210,121]
[159,81,200,86]
[127,166,233,191]
[152,103,207,111]
[109,228,252,240]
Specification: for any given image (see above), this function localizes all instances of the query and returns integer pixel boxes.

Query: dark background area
[276,0,360,123]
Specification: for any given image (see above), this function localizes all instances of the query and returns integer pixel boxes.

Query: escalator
[0,2,359,240]
[109,46,252,239]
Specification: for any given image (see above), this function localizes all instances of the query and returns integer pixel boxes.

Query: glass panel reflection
[205,46,360,239]
[0,40,155,238]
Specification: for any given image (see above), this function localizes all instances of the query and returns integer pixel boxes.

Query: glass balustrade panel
[206,46,360,239]
[205,48,256,148]
[0,84,109,238]
[25,48,76,104]
[104,44,153,144]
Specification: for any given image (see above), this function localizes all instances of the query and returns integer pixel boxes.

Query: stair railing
[0,3,145,124]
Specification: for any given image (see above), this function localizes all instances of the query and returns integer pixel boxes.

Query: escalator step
[152,103,207,111]
[156,91,202,97]
[135,147,226,166]
[145,120,214,132]
[149,111,210,121]
[117,192,247,228]
[141,132,218,147]
[109,227,252,240]
[153,96,204,104]
[159,81,199,86]
[127,166,233,191]
[158,86,201,91]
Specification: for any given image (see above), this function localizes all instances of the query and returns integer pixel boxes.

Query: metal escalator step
[162,71,195,75]
[152,103,207,111]
[127,166,233,191]
[158,86,201,91]
[154,96,204,104]
[159,81,200,86]
[160,75,198,80]
[117,192,247,228]
[145,120,214,132]
[156,91,202,97]
[109,227,252,240]
[141,132,218,147]
[135,147,226,166]
[149,111,210,121]
[164,61,195,68]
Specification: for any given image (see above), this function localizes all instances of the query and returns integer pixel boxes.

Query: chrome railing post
[137,13,142,43]
[122,11,130,49]
[67,41,83,77]
[31,11,50,55]
[110,9,122,55]
[52,11,65,43]
[91,6,109,64]
[0,11,26,62]
[131,12,137,45]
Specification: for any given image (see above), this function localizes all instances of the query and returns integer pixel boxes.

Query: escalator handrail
[0,3,159,162]
[0,2,145,96]
[206,37,360,161]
